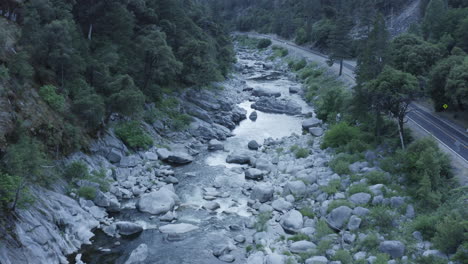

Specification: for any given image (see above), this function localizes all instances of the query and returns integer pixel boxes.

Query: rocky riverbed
[0,45,451,264]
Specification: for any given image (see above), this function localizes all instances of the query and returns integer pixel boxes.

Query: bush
[374,254,390,264]
[299,207,315,218]
[315,219,334,239]
[316,239,333,255]
[330,160,351,175]
[255,211,272,232]
[77,186,97,200]
[321,179,341,195]
[289,144,299,152]
[321,122,361,150]
[39,85,66,112]
[64,161,89,180]
[294,148,310,159]
[292,58,307,71]
[365,171,391,185]
[370,206,395,231]
[271,45,288,58]
[115,121,153,149]
[332,250,352,264]
[257,38,272,49]
[412,214,439,240]
[348,183,371,195]
[359,233,380,250]
[432,212,466,254]
[170,113,192,131]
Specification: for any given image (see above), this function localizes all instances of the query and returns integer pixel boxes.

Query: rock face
[250,183,274,203]
[327,206,352,229]
[379,240,405,258]
[125,244,149,264]
[136,185,179,215]
[251,97,302,115]
[302,118,322,130]
[116,221,144,236]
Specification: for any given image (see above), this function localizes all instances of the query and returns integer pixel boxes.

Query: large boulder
[226,152,251,164]
[125,244,148,264]
[281,210,303,233]
[252,88,281,98]
[248,140,260,150]
[249,111,258,121]
[309,127,324,137]
[116,222,143,236]
[250,183,274,203]
[290,241,316,253]
[251,97,302,115]
[136,185,179,215]
[327,206,352,229]
[208,139,224,151]
[245,168,265,181]
[305,256,328,264]
[156,148,171,160]
[166,152,193,164]
[379,240,405,259]
[272,198,293,212]
[349,193,372,205]
[159,223,199,234]
[283,181,307,197]
[302,118,322,130]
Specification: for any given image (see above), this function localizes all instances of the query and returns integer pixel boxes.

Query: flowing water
[77,49,314,264]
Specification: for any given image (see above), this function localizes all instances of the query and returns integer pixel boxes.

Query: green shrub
[316,239,333,255]
[64,161,89,180]
[330,160,350,175]
[412,214,439,240]
[359,233,380,250]
[257,38,272,49]
[453,242,468,263]
[295,148,310,159]
[276,147,284,154]
[432,212,466,254]
[343,139,370,154]
[271,45,288,58]
[255,211,272,232]
[415,255,449,264]
[370,206,395,231]
[348,183,371,195]
[315,219,334,239]
[170,113,192,131]
[365,171,391,185]
[288,233,310,241]
[115,121,153,149]
[321,179,341,195]
[321,122,361,149]
[332,250,352,264]
[327,200,354,213]
[39,85,66,112]
[77,186,97,200]
[299,207,315,218]
[374,254,390,264]
[289,144,299,152]
[292,58,307,71]
[245,245,253,253]
[88,169,110,192]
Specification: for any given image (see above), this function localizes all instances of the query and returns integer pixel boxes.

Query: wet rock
[208,139,224,151]
[124,244,148,264]
[249,111,258,121]
[302,118,322,130]
[159,211,177,222]
[281,209,303,233]
[248,140,260,150]
[166,152,193,164]
[252,88,281,97]
[289,86,300,94]
[327,206,352,230]
[136,185,179,215]
[379,240,405,258]
[203,201,220,210]
[306,256,328,264]
[116,222,143,236]
[290,241,316,253]
[159,223,199,234]
[250,183,274,203]
[309,127,324,137]
[251,97,302,115]
[349,193,371,205]
[226,152,251,164]
[245,168,265,180]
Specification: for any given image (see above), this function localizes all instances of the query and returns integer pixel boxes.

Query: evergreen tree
[327,11,352,76]
[422,0,447,41]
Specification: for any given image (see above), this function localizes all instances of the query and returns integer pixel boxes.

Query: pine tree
[422,0,447,41]
[327,12,352,76]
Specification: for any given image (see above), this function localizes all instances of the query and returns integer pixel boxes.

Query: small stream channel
[77,48,314,264]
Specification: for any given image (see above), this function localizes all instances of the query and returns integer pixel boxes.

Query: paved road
[242,32,468,165]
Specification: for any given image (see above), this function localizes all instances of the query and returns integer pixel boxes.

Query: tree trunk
[88,24,93,40]
[339,59,343,76]
[10,180,23,212]
[398,118,405,150]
